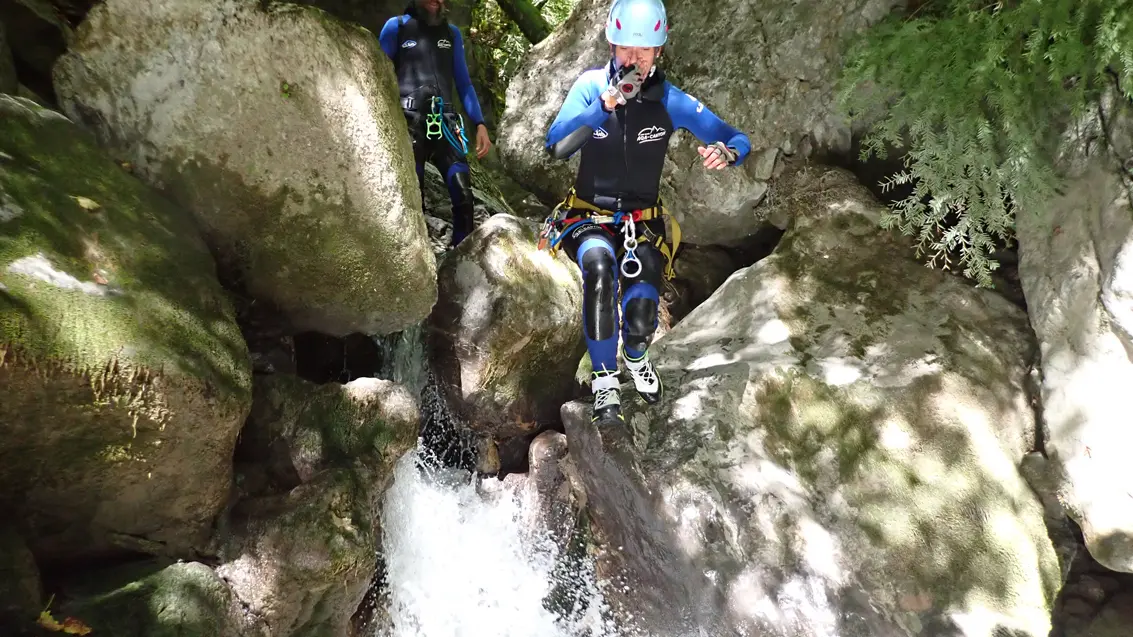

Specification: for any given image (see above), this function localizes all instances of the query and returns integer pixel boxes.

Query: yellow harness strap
[657,206,681,281]
[548,188,682,280]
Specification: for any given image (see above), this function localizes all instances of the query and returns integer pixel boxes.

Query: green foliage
[470,0,578,111]
[837,0,1133,287]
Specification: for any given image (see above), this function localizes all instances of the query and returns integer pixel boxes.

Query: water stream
[370,325,622,637]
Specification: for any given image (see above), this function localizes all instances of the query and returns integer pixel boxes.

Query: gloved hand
[601,64,642,111]
[698,141,737,170]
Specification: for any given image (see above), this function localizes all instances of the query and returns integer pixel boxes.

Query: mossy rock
[52,0,437,336]
[561,165,1060,637]
[0,95,252,563]
[56,560,251,637]
[216,467,379,637]
[428,214,584,437]
[242,373,419,489]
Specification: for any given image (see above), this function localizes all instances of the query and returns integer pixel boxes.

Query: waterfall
[375,322,428,397]
[369,325,621,637]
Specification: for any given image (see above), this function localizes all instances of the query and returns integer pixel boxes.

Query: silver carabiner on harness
[620,216,641,278]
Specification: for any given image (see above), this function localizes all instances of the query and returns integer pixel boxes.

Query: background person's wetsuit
[379,4,486,246]
[544,60,751,401]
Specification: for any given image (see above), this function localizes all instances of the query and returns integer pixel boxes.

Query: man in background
[379,0,492,248]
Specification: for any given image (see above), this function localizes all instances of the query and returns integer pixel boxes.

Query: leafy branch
[837,0,1133,287]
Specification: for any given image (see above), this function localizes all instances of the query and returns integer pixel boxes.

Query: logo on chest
[593,127,608,139]
[636,126,667,144]
[401,40,417,48]
[437,39,452,49]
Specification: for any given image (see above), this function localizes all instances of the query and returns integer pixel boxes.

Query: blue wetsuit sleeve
[663,83,752,166]
[544,72,609,160]
[449,26,485,127]
[378,17,400,60]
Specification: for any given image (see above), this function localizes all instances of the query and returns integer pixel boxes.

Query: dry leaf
[62,617,93,635]
[70,196,102,212]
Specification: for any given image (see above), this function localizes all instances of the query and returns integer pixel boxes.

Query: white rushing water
[377,450,621,637]
[370,323,622,637]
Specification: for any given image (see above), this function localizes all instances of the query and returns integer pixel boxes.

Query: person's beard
[416,0,446,25]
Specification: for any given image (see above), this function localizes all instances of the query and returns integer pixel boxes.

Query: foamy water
[377,450,622,637]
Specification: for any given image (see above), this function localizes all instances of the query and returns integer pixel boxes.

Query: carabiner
[620,215,641,278]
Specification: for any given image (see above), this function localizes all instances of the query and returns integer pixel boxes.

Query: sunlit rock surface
[563,165,1060,637]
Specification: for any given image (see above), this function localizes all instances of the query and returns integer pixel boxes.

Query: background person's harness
[403,94,469,155]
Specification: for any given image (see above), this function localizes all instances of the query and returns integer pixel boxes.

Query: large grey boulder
[428,214,584,438]
[53,0,437,336]
[217,468,382,637]
[562,164,1060,637]
[496,0,906,246]
[219,373,419,635]
[0,95,252,563]
[1016,105,1133,572]
[241,374,420,488]
[56,560,264,637]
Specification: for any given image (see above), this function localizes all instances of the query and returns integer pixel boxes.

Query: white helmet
[605,0,668,48]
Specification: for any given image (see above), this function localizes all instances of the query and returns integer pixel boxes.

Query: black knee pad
[623,297,658,353]
[630,244,666,292]
[581,248,618,342]
[449,169,474,208]
[448,170,475,245]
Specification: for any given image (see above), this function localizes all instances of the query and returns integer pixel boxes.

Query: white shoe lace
[625,353,659,393]
[592,370,621,411]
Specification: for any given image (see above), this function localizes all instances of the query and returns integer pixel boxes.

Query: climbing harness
[538,188,683,281]
[424,96,470,155]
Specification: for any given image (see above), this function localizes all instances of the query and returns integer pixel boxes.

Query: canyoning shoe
[591,369,624,426]
[623,348,663,404]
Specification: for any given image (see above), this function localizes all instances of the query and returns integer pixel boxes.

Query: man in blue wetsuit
[379,0,493,247]
[542,0,751,426]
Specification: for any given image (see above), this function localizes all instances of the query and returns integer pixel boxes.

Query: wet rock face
[561,164,1059,637]
[499,431,583,556]
[53,0,438,337]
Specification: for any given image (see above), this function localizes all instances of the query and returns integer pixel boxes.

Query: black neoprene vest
[573,63,674,211]
[393,9,456,109]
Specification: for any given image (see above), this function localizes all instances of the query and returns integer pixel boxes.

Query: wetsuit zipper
[430,24,443,103]
[620,103,629,212]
